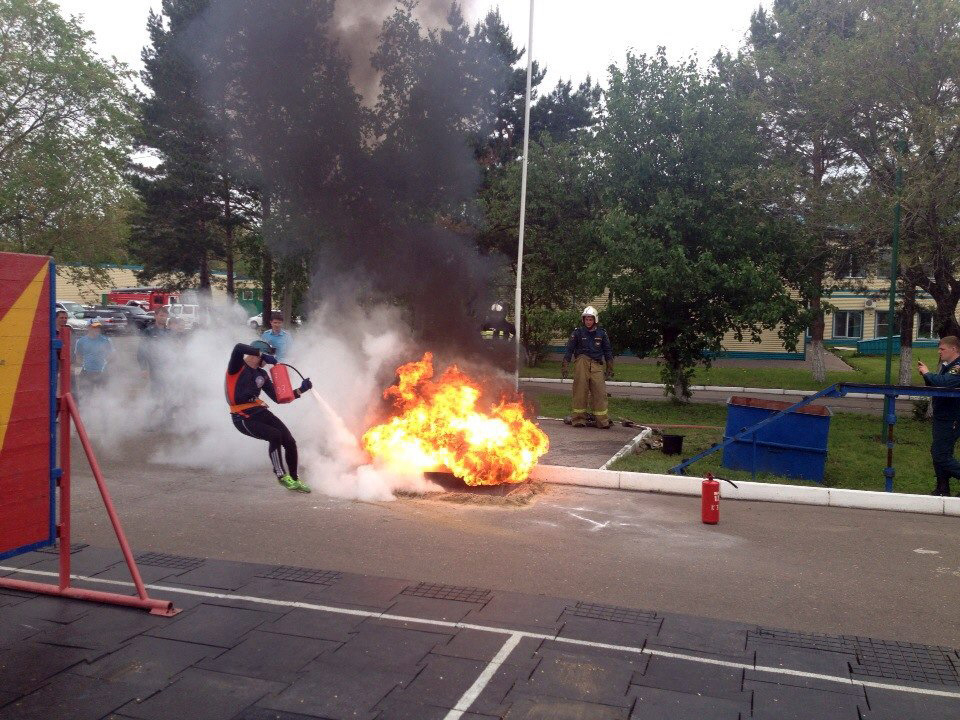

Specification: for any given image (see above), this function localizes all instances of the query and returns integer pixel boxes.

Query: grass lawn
[522,347,941,392]
[533,392,937,494]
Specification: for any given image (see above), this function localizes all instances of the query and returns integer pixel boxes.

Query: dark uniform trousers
[931,418,960,488]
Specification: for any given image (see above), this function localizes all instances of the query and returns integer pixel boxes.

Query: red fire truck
[106,287,179,311]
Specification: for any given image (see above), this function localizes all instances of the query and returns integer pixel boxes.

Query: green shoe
[278,474,311,493]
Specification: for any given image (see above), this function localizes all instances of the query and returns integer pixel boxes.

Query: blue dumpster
[722,396,831,482]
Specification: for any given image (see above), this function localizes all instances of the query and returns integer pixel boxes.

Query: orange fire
[361,352,549,486]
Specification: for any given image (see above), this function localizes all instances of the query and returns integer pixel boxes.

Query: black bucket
[661,434,684,455]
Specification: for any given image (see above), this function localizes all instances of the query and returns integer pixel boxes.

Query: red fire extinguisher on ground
[269,363,306,405]
[701,472,738,525]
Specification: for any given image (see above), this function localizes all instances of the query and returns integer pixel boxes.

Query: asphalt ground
[52,431,960,649]
[537,418,643,469]
[2,546,960,719]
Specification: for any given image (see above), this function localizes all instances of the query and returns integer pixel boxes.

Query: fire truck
[106,287,179,311]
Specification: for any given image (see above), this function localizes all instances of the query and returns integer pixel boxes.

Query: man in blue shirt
[261,311,293,361]
[74,320,114,401]
[918,335,960,496]
[561,306,614,428]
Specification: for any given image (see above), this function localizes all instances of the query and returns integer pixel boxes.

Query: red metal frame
[0,327,179,616]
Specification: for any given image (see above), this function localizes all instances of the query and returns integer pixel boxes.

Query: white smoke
[70,299,441,500]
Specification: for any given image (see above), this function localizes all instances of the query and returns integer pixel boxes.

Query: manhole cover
[403,582,492,604]
[134,552,205,571]
[750,628,960,686]
[567,602,659,626]
[258,566,342,586]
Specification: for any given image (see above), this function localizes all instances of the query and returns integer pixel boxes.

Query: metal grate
[134,552,205,571]
[37,543,88,554]
[567,602,659,626]
[750,628,960,687]
[258,566,342,586]
[402,582,492,604]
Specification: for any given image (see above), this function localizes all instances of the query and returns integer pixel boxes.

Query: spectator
[561,306,614,428]
[138,305,170,390]
[261,311,293,361]
[918,336,960,496]
[74,320,114,401]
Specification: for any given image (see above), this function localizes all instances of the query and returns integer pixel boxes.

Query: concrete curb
[600,427,653,470]
[529,464,960,517]
[522,378,891,399]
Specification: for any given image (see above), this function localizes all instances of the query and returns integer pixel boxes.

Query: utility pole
[882,138,906,492]
[514,0,534,391]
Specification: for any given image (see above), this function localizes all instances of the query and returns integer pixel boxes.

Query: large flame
[361,352,549,486]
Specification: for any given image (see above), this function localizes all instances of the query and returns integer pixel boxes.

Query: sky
[55,0,769,88]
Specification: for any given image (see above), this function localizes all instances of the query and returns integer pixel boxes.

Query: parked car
[56,300,87,315]
[166,303,208,330]
[56,302,92,331]
[77,309,128,334]
[247,313,303,329]
[98,304,155,331]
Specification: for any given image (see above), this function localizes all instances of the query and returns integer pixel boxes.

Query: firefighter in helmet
[225,340,313,492]
[561,306,613,428]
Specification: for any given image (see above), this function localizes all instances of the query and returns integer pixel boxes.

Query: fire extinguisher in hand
[701,472,738,525]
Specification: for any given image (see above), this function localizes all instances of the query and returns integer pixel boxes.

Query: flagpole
[514,0,535,391]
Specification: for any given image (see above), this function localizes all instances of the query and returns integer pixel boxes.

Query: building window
[837,253,866,279]
[917,311,938,340]
[833,310,863,339]
[241,289,254,300]
[875,310,900,339]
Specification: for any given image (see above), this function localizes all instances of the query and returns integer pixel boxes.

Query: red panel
[0,253,52,557]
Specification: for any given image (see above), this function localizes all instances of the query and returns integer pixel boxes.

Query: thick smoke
[74,304,441,500]
[86,1,524,499]
[181,0,511,365]
[332,0,475,98]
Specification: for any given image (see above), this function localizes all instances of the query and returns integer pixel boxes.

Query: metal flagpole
[514,0,535,392]
[881,138,905,491]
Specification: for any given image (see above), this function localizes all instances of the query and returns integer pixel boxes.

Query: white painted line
[3,566,960,701]
[600,426,652,470]
[443,632,522,720]
[567,511,609,531]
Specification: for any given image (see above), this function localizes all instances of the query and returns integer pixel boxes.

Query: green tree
[597,51,802,399]
[0,0,135,274]
[479,135,602,365]
[129,0,232,292]
[744,0,869,383]
[835,0,960,339]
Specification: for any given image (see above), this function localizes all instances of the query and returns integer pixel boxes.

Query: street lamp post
[514,0,534,391]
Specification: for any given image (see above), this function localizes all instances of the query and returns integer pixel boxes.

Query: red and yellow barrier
[0,253,55,559]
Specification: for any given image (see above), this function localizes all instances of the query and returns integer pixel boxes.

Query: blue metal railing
[668,383,960,492]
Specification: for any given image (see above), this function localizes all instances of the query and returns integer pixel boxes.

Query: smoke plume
[75,302,442,500]
[181,0,512,365]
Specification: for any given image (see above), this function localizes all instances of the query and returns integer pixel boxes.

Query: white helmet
[490,302,503,313]
[582,306,598,321]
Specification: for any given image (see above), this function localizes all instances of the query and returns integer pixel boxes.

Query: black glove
[605,362,614,380]
[561,361,569,380]
[260,353,278,366]
[299,378,313,393]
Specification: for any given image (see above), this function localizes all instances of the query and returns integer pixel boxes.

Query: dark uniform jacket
[225,343,278,414]
[922,356,960,420]
[563,325,613,364]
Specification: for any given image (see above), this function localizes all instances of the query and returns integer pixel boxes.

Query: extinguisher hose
[707,472,739,489]
[279,363,307,382]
